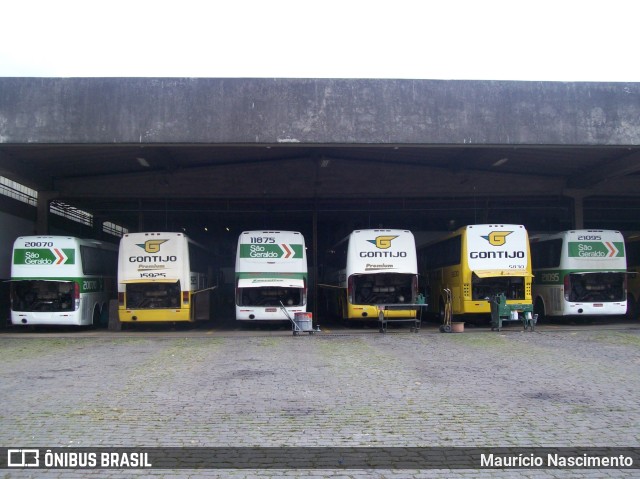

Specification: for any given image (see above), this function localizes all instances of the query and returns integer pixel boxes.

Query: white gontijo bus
[530,229,627,319]
[321,229,418,322]
[118,232,211,323]
[10,236,117,326]
[235,231,307,322]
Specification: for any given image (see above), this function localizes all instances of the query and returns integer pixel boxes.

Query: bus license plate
[266,308,277,312]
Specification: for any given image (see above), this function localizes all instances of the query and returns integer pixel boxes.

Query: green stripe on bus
[533,269,627,285]
[12,248,76,265]
[236,272,307,280]
[239,244,304,259]
[567,241,625,258]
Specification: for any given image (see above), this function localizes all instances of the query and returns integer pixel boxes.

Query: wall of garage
[1,78,639,145]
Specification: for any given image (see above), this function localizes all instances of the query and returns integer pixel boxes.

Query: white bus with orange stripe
[118,232,211,323]
[530,230,627,319]
[10,236,117,326]
[235,231,307,322]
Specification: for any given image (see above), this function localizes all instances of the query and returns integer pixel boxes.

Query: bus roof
[529,229,623,242]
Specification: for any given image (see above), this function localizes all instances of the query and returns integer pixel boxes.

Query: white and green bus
[235,230,307,322]
[10,236,117,327]
[530,229,627,319]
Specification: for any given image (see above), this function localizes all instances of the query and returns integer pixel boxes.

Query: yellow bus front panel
[347,303,416,320]
[119,307,192,322]
[462,299,533,315]
[119,308,191,322]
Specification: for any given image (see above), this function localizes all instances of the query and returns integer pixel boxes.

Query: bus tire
[627,295,637,321]
[534,298,546,324]
[92,306,101,328]
[100,303,109,326]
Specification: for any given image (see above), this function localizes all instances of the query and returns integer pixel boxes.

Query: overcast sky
[1,0,638,81]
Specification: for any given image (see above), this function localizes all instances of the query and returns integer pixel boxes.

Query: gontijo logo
[361,235,406,258]
[129,239,176,263]
[367,235,398,249]
[137,239,168,253]
[481,231,512,246]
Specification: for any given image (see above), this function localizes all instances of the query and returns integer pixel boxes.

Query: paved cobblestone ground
[1,324,639,478]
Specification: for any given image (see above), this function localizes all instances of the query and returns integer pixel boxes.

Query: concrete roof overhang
[1,78,639,236]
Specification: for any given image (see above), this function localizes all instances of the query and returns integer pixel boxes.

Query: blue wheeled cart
[489,293,536,331]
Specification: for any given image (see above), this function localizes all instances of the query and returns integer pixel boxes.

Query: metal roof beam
[567,150,640,188]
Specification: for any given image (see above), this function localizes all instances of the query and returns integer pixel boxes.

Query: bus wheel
[627,295,637,321]
[92,307,101,328]
[534,298,545,324]
[100,303,109,326]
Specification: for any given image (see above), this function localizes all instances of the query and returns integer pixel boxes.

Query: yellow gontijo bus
[419,224,532,320]
[118,232,211,323]
[320,229,419,322]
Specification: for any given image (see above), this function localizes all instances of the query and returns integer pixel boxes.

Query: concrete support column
[312,209,318,320]
[137,200,144,232]
[36,191,58,235]
[93,214,104,240]
[564,190,586,230]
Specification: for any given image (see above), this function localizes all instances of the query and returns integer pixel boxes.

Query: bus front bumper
[118,308,191,322]
[347,304,417,320]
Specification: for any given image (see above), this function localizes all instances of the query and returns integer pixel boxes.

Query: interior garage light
[136,157,150,167]
[492,158,509,167]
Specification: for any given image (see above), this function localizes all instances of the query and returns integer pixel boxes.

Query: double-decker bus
[117,232,211,323]
[10,236,117,327]
[530,229,627,320]
[419,224,532,320]
[235,230,307,322]
[320,229,418,322]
